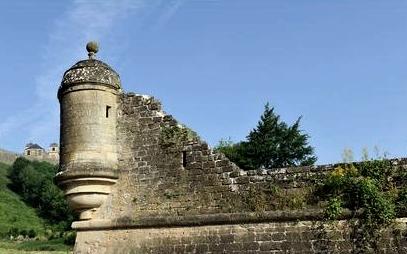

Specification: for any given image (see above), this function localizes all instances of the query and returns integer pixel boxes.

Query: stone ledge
[55,168,119,182]
[73,209,385,231]
[264,157,407,175]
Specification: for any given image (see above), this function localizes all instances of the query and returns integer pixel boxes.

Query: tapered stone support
[57,176,117,220]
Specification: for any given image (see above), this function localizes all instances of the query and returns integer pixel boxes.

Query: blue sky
[0,0,407,164]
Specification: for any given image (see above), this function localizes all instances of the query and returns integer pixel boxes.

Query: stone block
[259,241,283,251]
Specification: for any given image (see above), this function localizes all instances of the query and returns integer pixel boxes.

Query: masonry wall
[0,149,18,165]
[74,93,407,253]
[74,215,407,254]
[96,93,248,221]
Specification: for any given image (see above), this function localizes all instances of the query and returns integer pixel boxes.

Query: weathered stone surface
[74,219,407,253]
[57,45,407,253]
[60,59,121,93]
[71,92,407,253]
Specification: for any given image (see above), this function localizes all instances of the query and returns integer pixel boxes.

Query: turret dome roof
[61,58,121,89]
[58,42,121,97]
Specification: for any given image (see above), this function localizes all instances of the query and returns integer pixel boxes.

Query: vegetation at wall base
[317,159,407,252]
[215,103,317,170]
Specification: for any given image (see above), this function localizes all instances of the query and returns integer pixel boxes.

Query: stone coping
[72,209,372,231]
[257,157,407,176]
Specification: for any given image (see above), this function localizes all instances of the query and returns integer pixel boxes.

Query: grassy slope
[0,162,72,253]
[0,162,46,237]
[0,239,71,253]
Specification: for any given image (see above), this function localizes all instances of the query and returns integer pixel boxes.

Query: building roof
[50,143,58,147]
[25,143,44,150]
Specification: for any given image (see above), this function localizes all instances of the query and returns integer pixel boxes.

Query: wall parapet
[261,157,407,175]
[237,157,407,189]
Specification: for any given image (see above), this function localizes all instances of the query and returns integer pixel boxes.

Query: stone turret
[55,42,121,220]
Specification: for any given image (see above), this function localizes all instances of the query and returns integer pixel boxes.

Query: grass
[0,162,47,237]
[0,239,72,253]
[0,162,73,253]
[0,239,72,252]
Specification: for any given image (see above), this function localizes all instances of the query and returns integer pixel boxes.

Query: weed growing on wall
[160,124,198,151]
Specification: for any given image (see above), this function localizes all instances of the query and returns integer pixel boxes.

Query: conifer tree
[216,103,317,170]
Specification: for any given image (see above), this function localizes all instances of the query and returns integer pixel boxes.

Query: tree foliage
[215,103,317,170]
[8,157,74,230]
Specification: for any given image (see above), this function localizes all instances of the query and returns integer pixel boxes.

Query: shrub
[63,231,76,246]
[8,157,74,230]
[27,229,37,238]
[7,227,19,238]
[316,159,404,252]
[396,187,407,215]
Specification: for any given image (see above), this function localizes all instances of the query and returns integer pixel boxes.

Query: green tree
[215,103,316,170]
[8,157,74,230]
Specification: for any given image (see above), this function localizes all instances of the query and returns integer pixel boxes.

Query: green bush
[396,187,407,215]
[324,197,343,221]
[63,231,76,246]
[19,229,28,238]
[7,228,19,238]
[317,159,405,252]
[8,157,74,230]
[6,228,37,238]
[27,229,37,238]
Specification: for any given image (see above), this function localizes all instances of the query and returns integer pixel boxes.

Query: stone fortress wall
[73,93,407,254]
[55,43,407,254]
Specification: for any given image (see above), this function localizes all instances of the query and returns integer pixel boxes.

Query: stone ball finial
[86,41,99,59]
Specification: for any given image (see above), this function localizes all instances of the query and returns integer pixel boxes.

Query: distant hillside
[0,149,19,165]
[0,162,46,237]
